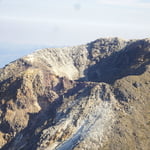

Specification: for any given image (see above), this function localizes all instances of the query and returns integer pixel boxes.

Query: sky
[0,0,150,67]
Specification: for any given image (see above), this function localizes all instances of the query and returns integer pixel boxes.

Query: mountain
[0,37,150,150]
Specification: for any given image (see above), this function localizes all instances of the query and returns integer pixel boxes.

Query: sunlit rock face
[0,37,150,150]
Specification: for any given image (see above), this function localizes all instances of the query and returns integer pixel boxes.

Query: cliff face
[0,38,150,150]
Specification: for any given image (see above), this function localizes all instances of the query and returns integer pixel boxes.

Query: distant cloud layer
[97,0,150,8]
[0,0,150,67]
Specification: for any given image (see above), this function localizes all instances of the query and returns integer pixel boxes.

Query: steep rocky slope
[0,37,150,150]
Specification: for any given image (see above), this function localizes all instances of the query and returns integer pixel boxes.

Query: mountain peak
[0,37,150,150]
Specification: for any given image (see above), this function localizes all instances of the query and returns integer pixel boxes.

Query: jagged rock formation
[0,37,150,150]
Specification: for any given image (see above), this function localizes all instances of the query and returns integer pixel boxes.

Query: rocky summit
[0,37,150,150]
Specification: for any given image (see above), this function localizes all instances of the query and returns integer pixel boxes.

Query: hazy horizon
[0,0,150,67]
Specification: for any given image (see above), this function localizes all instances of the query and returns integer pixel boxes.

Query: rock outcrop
[0,37,150,150]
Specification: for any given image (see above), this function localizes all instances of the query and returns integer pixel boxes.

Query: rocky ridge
[0,37,150,150]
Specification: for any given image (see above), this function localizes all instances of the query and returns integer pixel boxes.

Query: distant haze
[0,0,150,67]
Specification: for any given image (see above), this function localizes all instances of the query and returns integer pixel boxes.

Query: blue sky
[0,0,150,67]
